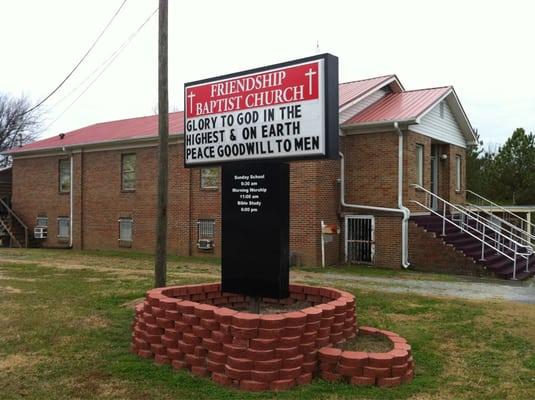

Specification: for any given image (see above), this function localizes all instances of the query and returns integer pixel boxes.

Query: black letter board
[221,162,289,299]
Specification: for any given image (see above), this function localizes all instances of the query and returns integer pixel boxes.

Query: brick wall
[408,222,486,276]
[11,129,468,270]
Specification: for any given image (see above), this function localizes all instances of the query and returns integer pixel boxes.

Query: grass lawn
[0,248,534,399]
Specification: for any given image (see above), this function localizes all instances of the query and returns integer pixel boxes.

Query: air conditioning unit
[197,239,214,250]
[34,227,47,239]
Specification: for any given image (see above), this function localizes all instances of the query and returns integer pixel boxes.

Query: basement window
[36,216,48,227]
[198,219,215,239]
[59,159,71,193]
[119,218,133,242]
[57,217,70,238]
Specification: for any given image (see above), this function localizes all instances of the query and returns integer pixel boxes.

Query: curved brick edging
[130,283,414,391]
[318,326,414,387]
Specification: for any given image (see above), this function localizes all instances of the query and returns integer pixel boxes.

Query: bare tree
[0,93,42,167]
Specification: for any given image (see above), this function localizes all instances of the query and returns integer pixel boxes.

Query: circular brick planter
[318,326,414,387]
[130,283,414,391]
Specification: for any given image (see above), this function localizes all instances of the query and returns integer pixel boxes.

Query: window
[198,219,215,239]
[57,217,70,238]
[119,218,133,241]
[59,159,71,193]
[455,155,462,192]
[36,217,48,227]
[200,168,219,189]
[416,144,424,186]
[121,154,136,191]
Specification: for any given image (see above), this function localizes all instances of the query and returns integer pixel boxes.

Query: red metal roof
[9,76,419,155]
[338,75,396,108]
[343,87,451,126]
[10,112,184,154]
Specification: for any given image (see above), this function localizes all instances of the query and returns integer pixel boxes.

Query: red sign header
[186,62,319,118]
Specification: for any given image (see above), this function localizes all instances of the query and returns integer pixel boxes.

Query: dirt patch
[1,286,22,294]
[337,333,393,352]
[0,353,42,370]
[229,300,312,313]
[83,315,109,329]
[121,298,144,309]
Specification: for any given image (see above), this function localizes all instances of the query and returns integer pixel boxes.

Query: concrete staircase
[412,214,535,280]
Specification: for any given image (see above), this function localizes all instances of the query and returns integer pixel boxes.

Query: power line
[24,0,128,116]
[45,7,158,132]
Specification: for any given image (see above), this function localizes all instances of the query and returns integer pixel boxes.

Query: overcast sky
[1,0,534,147]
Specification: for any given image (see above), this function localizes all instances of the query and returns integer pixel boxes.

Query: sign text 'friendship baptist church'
[184,54,338,166]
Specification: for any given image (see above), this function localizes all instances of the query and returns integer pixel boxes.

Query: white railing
[456,203,534,251]
[465,190,535,243]
[411,184,532,279]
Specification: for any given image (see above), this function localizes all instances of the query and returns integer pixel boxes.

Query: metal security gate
[345,215,375,263]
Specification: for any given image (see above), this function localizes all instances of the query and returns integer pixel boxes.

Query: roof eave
[9,132,183,157]
[341,119,417,131]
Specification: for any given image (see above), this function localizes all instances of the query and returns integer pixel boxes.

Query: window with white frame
[197,219,215,239]
[121,154,136,191]
[416,144,424,186]
[119,218,133,241]
[36,216,48,227]
[57,217,70,238]
[200,168,219,189]
[59,159,71,193]
[455,155,462,192]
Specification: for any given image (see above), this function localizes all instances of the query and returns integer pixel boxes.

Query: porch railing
[411,184,532,279]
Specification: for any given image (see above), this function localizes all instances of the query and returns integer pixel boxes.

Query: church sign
[184,54,338,166]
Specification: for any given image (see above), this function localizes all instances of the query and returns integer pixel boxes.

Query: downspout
[69,152,73,248]
[339,122,410,268]
[394,122,411,268]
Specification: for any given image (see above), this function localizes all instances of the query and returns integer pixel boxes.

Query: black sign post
[222,162,289,299]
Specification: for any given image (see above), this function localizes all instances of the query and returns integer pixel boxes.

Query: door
[430,144,439,210]
[345,215,375,264]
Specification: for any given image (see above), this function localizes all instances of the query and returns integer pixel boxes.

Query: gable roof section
[338,74,403,109]
[342,86,477,145]
[343,87,451,126]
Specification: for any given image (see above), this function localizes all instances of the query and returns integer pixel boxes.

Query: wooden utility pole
[155,0,168,288]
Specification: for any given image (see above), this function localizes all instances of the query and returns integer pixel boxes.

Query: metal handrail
[465,189,535,236]
[458,204,535,249]
[411,184,531,279]
[0,198,28,248]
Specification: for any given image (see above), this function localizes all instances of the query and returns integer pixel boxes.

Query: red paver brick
[402,368,414,383]
[167,348,184,360]
[213,307,237,324]
[232,312,260,328]
[391,362,408,376]
[321,371,342,382]
[270,378,295,391]
[194,303,216,319]
[255,358,282,371]
[171,359,187,370]
[176,300,196,314]
[206,359,225,373]
[284,311,307,326]
[363,366,391,379]
[240,380,269,392]
[318,347,342,363]
[275,346,300,359]
[206,349,226,363]
[247,348,275,361]
[154,354,170,365]
[296,372,313,385]
[279,336,301,347]
[280,366,302,379]
[251,369,279,382]
[250,338,278,350]
[259,314,286,329]
[192,325,211,339]
[389,349,409,365]
[184,353,204,367]
[212,372,233,386]
[230,326,258,339]
[350,376,375,386]
[282,354,304,369]
[227,356,254,370]
[258,327,284,339]
[337,364,363,376]
[222,343,247,358]
[377,376,401,387]
[225,364,251,380]
[368,352,394,368]
[182,333,202,346]
[191,366,209,377]
[301,361,317,373]
[340,351,368,367]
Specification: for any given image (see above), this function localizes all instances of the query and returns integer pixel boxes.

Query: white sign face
[184,57,327,166]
